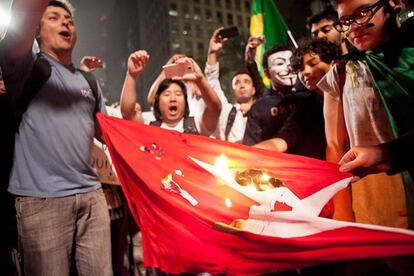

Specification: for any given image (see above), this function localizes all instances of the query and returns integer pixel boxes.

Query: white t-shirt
[317,61,407,228]
[318,61,394,147]
[159,116,209,136]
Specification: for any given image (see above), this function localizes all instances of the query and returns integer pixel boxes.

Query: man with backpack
[0,0,112,275]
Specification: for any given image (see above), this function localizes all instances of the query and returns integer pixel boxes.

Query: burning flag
[98,114,414,275]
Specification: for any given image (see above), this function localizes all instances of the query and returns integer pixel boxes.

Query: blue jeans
[15,189,113,276]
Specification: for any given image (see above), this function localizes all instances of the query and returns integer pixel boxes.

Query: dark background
[0,0,332,108]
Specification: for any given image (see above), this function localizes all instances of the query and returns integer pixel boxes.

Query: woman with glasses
[317,0,414,237]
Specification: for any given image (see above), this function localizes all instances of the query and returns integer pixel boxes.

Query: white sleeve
[204,62,230,106]
[317,64,341,101]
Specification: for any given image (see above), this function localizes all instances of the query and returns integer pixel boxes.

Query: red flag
[98,114,414,275]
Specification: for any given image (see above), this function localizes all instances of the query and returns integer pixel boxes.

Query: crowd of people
[0,0,413,275]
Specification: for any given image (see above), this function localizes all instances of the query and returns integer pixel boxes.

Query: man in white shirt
[205,28,256,143]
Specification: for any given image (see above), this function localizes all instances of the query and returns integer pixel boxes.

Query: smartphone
[163,61,194,78]
[219,26,239,39]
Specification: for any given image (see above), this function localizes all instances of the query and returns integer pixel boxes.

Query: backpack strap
[224,106,237,141]
[13,54,51,133]
[150,120,162,127]
[183,117,199,135]
[79,70,99,116]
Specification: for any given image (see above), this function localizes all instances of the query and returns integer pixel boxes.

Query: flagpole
[287,30,298,49]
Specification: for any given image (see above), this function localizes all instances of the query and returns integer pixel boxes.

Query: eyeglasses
[333,0,386,33]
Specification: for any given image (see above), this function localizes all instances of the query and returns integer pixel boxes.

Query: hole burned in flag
[139,143,164,160]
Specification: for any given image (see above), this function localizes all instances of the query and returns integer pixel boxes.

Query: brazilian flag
[250,0,289,87]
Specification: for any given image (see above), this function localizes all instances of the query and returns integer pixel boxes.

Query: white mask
[267,50,297,88]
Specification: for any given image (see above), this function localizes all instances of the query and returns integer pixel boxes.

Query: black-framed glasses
[333,0,386,33]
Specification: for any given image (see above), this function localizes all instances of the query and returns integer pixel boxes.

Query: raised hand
[208,27,227,54]
[166,54,186,65]
[80,56,103,72]
[127,50,150,78]
[245,36,265,63]
[173,57,203,81]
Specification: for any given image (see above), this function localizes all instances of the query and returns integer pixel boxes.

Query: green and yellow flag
[250,0,290,86]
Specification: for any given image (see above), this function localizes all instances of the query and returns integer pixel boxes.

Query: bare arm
[120,50,149,123]
[324,93,354,222]
[253,138,288,152]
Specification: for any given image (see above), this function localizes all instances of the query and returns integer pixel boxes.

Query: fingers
[130,50,150,68]
[212,27,224,39]
[212,27,227,43]
[338,149,361,172]
[167,54,186,64]
[81,56,102,68]
[339,158,362,173]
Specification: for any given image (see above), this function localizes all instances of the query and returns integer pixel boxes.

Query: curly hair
[153,78,189,121]
[290,38,341,73]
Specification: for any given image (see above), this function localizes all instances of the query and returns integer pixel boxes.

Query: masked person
[253,38,342,162]
[243,45,318,157]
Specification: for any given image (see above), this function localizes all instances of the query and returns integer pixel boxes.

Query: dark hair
[306,7,338,30]
[232,70,252,80]
[262,44,291,70]
[330,0,395,13]
[290,38,341,73]
[153,78,189,121]
[48,0,74,17]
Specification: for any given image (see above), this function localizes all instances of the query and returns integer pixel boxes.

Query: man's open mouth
[59,31,71,40]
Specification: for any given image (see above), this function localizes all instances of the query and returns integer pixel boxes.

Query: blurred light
[0,6,11,34]
[0,6,11,29]
[408,11,414,18]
